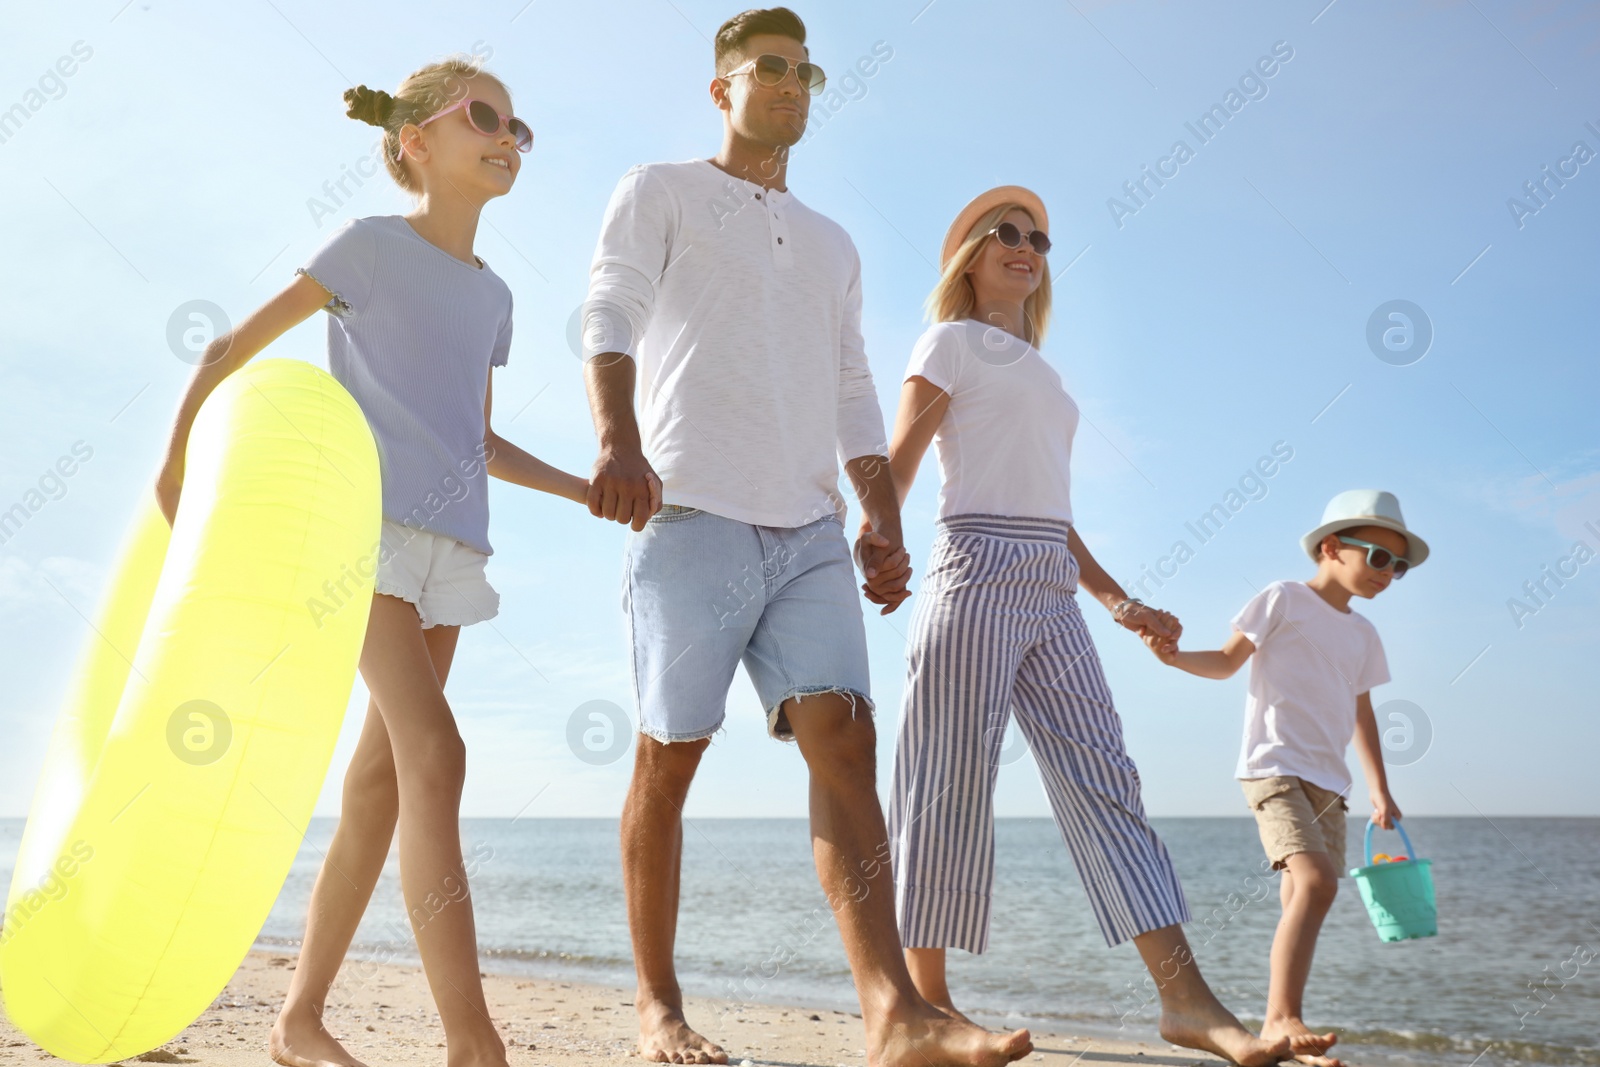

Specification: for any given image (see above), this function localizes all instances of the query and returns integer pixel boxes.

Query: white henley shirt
[580,159,888,528]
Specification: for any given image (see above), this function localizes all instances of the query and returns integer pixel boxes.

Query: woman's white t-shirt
[903,320,1080,523]
[1232,580,1391,795]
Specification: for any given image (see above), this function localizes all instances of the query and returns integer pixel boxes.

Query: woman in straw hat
[879,187,1334,1067]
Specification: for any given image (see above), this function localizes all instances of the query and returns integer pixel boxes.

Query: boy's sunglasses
[987,221,1052,256]
[724,54,828,95]
[394,98,534,162]
[1337,535,1409,578]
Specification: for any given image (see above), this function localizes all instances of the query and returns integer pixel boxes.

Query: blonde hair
[344,55,508,195]
[925,202,1053,345]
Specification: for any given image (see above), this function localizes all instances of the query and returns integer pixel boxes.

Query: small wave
[479,944,635,972]
[1309,1026,1600,1066]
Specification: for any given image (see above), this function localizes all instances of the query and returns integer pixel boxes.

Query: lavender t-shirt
[298,215,512,555]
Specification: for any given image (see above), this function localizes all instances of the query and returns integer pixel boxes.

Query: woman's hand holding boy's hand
[1139,627,1181,665]
[1119,604,1181,650]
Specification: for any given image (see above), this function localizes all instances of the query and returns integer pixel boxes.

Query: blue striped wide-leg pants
[888,514,1190,951]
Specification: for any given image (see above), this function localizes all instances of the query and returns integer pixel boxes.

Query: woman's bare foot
[1262,1016,1343,1067]
[269,1010,369,1067]
[1157,997,1292,1067]
[637,999,729,1064]
[869,1003,1030,1067]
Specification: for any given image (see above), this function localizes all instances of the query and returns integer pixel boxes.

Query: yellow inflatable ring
[1,358,380,1063]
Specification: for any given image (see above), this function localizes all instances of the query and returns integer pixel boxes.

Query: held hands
[855,527,912,615]
[1121,603,1182,663]
[1369,791,1402,830]
[587,447,661,531]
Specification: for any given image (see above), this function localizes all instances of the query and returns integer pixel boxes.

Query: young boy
[1145,489,1428,1067]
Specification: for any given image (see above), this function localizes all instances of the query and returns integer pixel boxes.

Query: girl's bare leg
[271,596,499,1067]
[270,701,402,1067]
[351,594,504,1067]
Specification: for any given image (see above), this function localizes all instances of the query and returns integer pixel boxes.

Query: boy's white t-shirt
[1232,580,1390,795]
[902,320,1080,523]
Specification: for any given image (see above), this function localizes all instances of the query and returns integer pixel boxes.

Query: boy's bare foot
[269,1011,369,1067]
[637,999,729,1064]
[869,1004,1030,1067]
[1263,1017,1343,1067]
[1157,1000,1291,1067]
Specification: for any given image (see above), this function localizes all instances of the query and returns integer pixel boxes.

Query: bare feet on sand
[637,1001,729,1064]
[1157,1000,1293,1067]
[869,1005,1031,1067]
[269,1012,369,1067]
[1262,1017,1344,1067]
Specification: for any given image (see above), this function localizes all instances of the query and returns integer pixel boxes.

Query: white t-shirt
[903,320,1079,523]
[1232,580,1390,794]
[580,160,888,528]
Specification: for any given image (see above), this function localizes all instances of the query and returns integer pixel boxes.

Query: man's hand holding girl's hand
[588,447,661,531]
[856,528,912,615]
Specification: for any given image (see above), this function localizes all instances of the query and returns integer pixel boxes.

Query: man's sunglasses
[723,54,828,95]
[394,98,534,162]
[1337,535,1409,578]
[986,221,1052,256]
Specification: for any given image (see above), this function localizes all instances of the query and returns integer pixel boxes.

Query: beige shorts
[1240,775,1348,874]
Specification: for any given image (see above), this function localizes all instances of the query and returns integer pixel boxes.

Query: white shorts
[375,520,499,629]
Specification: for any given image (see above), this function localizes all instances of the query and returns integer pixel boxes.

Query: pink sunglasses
[394,97,534,162]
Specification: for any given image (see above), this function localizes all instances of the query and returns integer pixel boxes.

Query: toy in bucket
[1350,819,1437,941]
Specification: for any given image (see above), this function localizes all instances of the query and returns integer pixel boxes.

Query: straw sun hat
[939,185,1049,269]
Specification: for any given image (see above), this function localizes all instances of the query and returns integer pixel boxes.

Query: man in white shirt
[579,8,1030,1067]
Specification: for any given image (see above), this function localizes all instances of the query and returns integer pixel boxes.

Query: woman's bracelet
[1111,596,1144,623]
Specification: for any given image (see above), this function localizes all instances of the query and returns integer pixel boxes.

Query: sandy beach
[0,951,1229,1067]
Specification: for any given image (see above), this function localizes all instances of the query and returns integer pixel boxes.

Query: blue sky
[2,0,1596,822]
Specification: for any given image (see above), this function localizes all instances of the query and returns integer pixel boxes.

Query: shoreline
[0,950,1229,1067]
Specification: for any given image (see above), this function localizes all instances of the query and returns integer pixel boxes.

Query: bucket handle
[1363,817,1419,866]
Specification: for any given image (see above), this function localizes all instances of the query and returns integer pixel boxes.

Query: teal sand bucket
[1349,819,1437,941]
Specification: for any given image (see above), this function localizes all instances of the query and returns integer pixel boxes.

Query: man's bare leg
[903,948,979,1026]
[272,622,461,1067]
[1131,923,1306,1067]
[623,735,728,1065]
[786,694,1031,1067]
[1260,852,1344,1067]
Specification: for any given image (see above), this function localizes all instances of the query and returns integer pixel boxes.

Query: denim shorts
[623,505,873,742]
[375,519,499,630]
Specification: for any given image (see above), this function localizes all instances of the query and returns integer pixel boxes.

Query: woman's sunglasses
[1337,535,1409,578]
[394,97,534,162]
[723,54,828,95]
[986,221,1052,256]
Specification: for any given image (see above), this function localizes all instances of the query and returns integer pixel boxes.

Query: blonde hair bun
[343,84,396,127]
